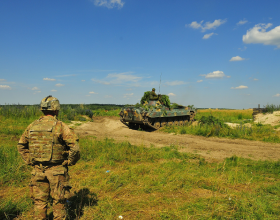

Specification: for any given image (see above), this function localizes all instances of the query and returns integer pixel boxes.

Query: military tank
[119,92,196,130]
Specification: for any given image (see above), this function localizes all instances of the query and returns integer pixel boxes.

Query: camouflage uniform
[150,88,158,100]
[17,96,80,220]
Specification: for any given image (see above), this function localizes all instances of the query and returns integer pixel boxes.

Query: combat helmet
[152,88,155,91]
[40,95,60,111]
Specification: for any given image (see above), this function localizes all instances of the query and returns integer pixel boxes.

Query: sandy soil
[74,116,280,162]
[224,122,252,128]
[254,111,280,126]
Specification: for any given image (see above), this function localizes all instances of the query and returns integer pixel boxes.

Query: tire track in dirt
[74,117,280,162]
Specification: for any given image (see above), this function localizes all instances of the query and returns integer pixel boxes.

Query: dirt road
[75,117,280,162]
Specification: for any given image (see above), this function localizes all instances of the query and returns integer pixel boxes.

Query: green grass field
[161,109,280,144]
[1,106,280,219]
[195,109,253,122]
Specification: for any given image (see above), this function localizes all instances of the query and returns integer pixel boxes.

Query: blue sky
[0,0,280,108]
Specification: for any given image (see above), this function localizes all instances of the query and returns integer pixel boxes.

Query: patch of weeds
[243,119,252,123]
[0,145,31,185]
[263,136,280,143]
[199,158,207,166]
[180,127,187,134]
[273,124,280,129]
[263,185,280,196]
[264,104,280,113]
[237,113,243,120]
[226,155,239,167]
[79,117,87,122]
[67,188,98,219]
[199,115,228,128]
[0,196,33,219]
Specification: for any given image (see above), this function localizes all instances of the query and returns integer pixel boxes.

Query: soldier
[17,95,80,220]
[149,88,158,100]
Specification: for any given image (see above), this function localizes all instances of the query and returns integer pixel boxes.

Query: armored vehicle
[119,93,196,130]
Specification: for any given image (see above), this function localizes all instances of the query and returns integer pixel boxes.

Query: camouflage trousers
[29,164,72,220]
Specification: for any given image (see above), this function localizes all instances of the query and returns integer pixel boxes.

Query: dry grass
[196,109,253,122]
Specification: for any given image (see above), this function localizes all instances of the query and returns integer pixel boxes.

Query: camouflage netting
[160,95,171,108]
[140,91,151,104]
[140,91,171,108]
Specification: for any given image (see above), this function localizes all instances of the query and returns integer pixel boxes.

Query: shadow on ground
[48,188,98,220]
[128,124,155,132]
[0,203,23,220]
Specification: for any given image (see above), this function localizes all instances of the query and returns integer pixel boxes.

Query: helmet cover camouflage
[40,95,60,111]
[152,88,155,91]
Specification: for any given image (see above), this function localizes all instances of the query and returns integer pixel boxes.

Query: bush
[264,104,280,113]
[140,91,151,104]
[84,109,93,118]
[237,113,243,120]
[199,115,228,128]
[180,127,187,134]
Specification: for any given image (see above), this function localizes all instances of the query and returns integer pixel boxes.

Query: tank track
[120,114,195,130]
[120,118,158,130]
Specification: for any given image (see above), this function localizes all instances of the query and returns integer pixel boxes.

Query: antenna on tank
[159,73,162,94]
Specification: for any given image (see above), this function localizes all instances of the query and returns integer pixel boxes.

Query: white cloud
[197,80,203,83]
[202,33,216,39]
[168,93,176,96]
[108,72,141,83]
[164,81,186,86]
[0,85,11,90]
[243,23,280,48]
[105,95,112,98]
[86,95,91,97]
[32,87,39,90]
[188,20,204,29]
[201,71,230,79]
[123,93,133,98]
[91,79,111,85]
[51,89,57,92]
[186,19,227,32]
[229,56,245,61]
[43,78,56,81]
[91,73,185,88]
[33,91,41,94]
[92,0,124,9]
[237,19,248,25]
[55,83,64,87]
[89,91,98,94]
[231,85,248,89]
[92,72,142,85]
[274,94,280,97]
[81,80,85,82]
[253,78,259,81]
[0,79,5,81]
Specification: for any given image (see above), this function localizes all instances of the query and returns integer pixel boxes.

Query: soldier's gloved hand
[62,160,69,166]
